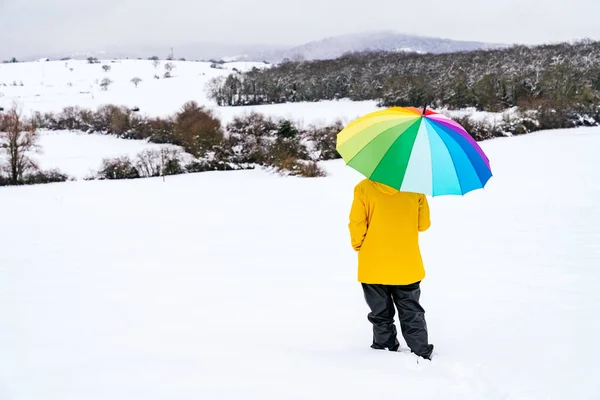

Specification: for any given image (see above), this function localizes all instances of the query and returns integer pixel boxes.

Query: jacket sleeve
[418,195,431,232]
[349,185,368,251]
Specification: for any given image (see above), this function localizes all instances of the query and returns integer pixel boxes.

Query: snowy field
[0,127,599,399]
[0,60,380,125]
[0,60,516,128]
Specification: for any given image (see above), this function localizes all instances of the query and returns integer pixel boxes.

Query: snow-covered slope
[0,59,267,118]
[0,60,518,128]
[0,127,599,399]
[33,131,182,179]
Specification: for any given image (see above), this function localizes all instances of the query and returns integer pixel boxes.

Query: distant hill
[248,31,508,61]
[14,43,286,63]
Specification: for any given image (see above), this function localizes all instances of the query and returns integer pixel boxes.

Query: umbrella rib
[344,119,416,172]
[427,116,490,167]
[431,120,486,190]
[425,119,464,195]
[339,118,415,161]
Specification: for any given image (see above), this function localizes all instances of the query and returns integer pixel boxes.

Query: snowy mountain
[258,31,508,61]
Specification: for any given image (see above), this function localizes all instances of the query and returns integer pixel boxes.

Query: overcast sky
[1,0,599,59]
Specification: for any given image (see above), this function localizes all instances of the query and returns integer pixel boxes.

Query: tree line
[207,40,600,113]
[3,97,599,187]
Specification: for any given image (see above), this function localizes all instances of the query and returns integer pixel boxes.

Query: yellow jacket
[349,179,431,285]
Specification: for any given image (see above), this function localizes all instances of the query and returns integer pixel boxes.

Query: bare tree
[136,148,182,181]
[0,105,39,184]
[100,78,113,91]
[102,65,111,72]
[206,76,225,104]
[153,59,160,69]
[164,62,175,73]
[131,77,142,88]
[136,149,162,177]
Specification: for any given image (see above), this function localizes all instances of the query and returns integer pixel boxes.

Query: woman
[349,178,434,360]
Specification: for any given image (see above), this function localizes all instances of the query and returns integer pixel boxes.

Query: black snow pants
[361,282,434,359]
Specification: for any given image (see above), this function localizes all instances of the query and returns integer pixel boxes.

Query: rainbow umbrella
[337,106,492,196]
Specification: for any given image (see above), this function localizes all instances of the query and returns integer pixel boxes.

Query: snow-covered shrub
[21,169,71,185]
[97,156,140,180]
[452,117,501,141]
[305,121,344,161]
[95,105,131,135]
[297,161,327,177]
[55,106,87,131]
[163,156,184,176]
[226,113,279,165]
[0,168,70,186]
[266,136,308,167]
[271,157,327,178]
[136,117,176,143]
[224,113,339,172]
[172,101,223,157]
[184,158,236,173]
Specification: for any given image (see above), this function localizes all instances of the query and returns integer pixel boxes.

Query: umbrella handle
[422,104,427,116]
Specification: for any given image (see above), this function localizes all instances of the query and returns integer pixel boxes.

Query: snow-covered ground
[216,98,382,126]
[32,130,182,179]
[0,127,599,400]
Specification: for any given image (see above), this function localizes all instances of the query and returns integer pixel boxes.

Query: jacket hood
[370,180,400,195]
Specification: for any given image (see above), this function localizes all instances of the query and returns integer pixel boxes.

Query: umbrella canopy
[336,107,493,196]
